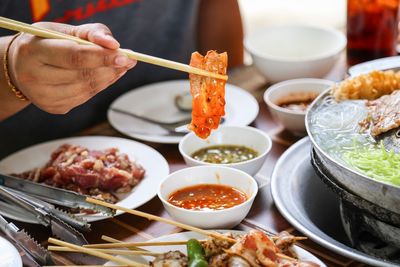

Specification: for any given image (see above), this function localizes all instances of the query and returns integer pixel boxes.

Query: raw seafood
[331,70,400,101]
[14,144,145,203]
[189,50,227,139]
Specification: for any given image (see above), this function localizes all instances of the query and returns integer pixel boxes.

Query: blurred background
[238,0,346,32]
[238,0,346,65]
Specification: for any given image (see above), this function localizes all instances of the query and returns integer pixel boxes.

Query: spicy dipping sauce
[168,184,247,211]
[277,93,319,112]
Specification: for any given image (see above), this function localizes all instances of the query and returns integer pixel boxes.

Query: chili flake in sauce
[168,184,247,211]
[191,145,258,164]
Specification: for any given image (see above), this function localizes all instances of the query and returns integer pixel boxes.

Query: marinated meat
[150,231,319,267]
[151,251,187,267]
[203,232,237,258]
[228,230,279,267]
[189,50,227,139]
[360,90,400,136]
[273,231,298,258]
[15,144,145,202]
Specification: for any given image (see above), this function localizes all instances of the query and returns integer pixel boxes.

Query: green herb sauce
[191,145,259,164]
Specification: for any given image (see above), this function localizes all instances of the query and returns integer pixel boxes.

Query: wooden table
[5,55,369,267]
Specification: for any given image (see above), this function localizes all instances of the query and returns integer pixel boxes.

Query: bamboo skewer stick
[271,236,308,241]
[0,16,228,81]
[44,266,130,267]
[86,197,236,243]
[86,237,306,249]
[48,245,161,256]
[85,239,207,249]
[101,235,148,251]
[48,238,148,267]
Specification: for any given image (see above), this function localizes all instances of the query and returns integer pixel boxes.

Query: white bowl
[178,126,272,176]
[244,24,346,83]
[264,78,334,135]
[158,165,258,229]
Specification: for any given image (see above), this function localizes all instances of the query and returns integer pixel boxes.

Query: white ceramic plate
[107,80,259,144]
[105,231,326,266]
[0,236,22,267]
[0,136,169,223]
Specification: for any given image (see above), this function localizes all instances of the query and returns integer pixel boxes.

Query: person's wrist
[4,33,28,101]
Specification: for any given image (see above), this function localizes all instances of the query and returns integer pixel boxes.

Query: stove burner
[311,149,400,262]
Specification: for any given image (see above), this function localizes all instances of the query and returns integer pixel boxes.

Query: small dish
[158,165,258,229]
[244,24,346,82]
[108,80,259,144]
[0,236,22,267]
[264,78,334,136]
[178,126,272,175]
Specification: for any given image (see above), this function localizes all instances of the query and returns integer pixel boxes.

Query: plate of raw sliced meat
[0,136,169,222]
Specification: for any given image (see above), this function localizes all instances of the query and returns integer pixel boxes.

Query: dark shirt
[0,0,198,158]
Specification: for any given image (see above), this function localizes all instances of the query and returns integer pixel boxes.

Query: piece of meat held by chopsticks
[189,51,228,139]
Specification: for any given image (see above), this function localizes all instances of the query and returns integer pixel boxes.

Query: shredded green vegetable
[343,142,400,186]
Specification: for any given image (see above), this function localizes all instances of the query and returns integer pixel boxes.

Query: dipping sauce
[168,184,248,211]
[191,145,258,164]
[277,93,319,112]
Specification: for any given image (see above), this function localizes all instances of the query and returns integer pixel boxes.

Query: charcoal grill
[311,148,400,263]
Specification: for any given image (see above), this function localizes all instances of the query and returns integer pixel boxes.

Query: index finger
[33,22,120,50]
[34,38,135,69]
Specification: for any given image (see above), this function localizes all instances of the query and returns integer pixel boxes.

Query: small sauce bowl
[264,78,334,136]
[157,165,258,229]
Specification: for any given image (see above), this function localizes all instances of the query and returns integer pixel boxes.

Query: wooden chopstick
[48,238,148,267]
[0,16,228,81]
[86,197,236,243]
[48,245,161,256]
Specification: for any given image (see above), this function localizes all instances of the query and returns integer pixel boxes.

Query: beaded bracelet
[3,33,27,101]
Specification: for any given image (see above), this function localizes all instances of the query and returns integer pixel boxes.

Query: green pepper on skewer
[187,238,208,267]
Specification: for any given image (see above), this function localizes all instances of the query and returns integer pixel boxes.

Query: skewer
[48,245,161,256]
[271,236,308,241]
[86,197,236,243]
[85,239,207,248]
[276,253,298,262]
[48,238,148,267]
[43,266,129,267]
[92,235,306,248]
[86,236,306,249]
[101,235,148,251]
[0,16,228,81]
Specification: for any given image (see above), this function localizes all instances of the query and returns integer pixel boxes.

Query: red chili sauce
[168,184,248,211]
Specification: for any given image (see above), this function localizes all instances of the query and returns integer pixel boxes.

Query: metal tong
[0,173,114,215]
[0,186,88,245]
[0,214,55,266]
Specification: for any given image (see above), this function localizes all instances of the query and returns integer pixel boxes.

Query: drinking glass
[347,0,400,66]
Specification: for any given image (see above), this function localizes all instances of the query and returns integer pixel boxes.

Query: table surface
[3,55,370,267]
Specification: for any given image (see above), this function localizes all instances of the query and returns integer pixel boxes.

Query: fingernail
[115,56,135,67]
[104,34,119,45]
[127,60,137,69]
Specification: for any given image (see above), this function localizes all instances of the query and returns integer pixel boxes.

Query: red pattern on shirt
[30,0,142,23]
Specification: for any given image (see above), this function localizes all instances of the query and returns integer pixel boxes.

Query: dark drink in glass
[347,0,399,66]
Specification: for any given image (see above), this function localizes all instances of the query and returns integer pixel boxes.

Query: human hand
[7,22,137,114]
